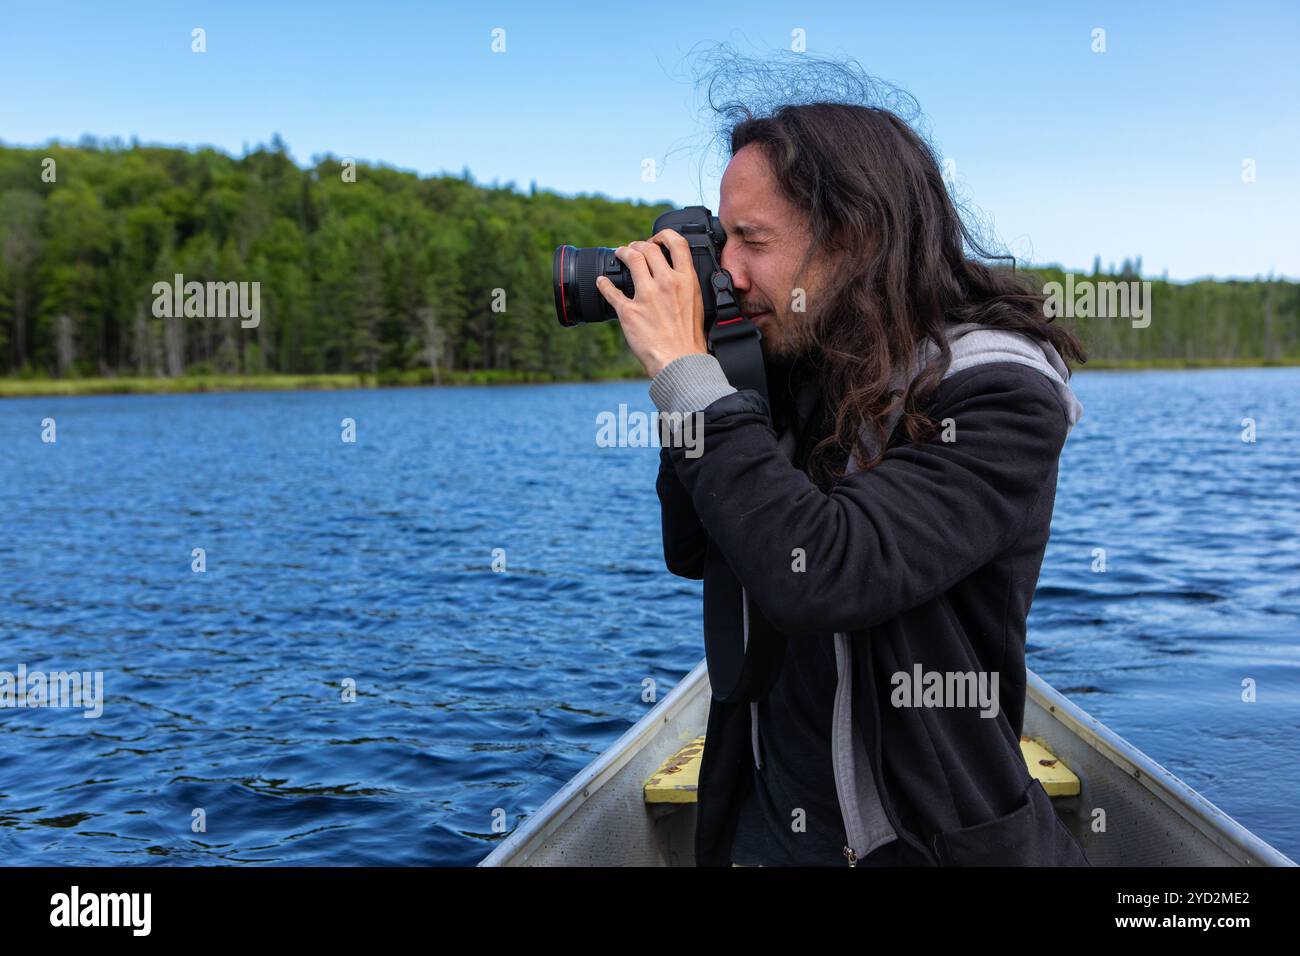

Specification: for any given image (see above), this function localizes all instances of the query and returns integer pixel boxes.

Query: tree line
[0,136,1296,382]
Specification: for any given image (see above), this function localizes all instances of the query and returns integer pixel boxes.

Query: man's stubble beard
[764,255,837,362]
[760,306,820,363]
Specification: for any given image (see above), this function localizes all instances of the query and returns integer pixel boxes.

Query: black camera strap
[705,268,770,407]
[700,270,786,704]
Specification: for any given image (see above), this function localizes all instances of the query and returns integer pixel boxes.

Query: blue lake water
[1,368,1297,865]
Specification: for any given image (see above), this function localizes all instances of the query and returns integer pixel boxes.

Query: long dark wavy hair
[692,48,1087,483]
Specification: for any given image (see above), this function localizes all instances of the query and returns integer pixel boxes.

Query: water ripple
[1,369,1297,863]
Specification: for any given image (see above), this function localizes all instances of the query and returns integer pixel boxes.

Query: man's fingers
[615,244,654,291]
[630,238,672,279]
[595,275,627,314]
[653,229,693,276]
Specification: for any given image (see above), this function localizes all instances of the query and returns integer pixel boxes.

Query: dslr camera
[552,205,743,331]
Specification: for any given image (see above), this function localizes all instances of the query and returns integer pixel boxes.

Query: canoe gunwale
[479,660,1296,866]
[1026,669,1295,867]
[477,659,711,866]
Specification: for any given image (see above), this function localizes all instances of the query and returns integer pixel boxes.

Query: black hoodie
[650,338,1093,867]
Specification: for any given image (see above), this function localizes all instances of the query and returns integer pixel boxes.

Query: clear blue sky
[3,0,1296,281]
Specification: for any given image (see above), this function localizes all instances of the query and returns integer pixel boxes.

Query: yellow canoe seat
[1020,735,1081,797]
[644,733,1081,804]
[643,735,706,804]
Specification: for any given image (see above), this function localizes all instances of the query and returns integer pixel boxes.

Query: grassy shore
[2,357,1297,398]
[1081,356,1300,370]
[0,367,647,398]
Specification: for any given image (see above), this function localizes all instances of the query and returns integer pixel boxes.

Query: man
[595,102,1091,867]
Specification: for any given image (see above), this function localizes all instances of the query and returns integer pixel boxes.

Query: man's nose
[720,245,748,292]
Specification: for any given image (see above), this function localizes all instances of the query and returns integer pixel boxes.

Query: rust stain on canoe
[657,745,703,776]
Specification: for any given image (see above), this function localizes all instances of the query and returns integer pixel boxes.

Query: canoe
[478,658,1296,866]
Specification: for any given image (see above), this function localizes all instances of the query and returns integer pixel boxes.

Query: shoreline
[2,357,1298,399]
[0,369,645,399]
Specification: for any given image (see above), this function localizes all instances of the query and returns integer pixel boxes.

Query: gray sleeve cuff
[649,352,737,414]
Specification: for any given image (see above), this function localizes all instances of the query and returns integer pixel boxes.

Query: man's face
[717,144,828,360]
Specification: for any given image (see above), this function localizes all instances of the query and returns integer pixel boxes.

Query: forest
[1,136,1296,392]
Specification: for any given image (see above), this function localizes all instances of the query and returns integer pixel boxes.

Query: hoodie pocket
[931,778,1072,866]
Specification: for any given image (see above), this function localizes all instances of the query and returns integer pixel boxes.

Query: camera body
[552,205,732,328]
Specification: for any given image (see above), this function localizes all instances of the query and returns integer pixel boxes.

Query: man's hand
[595,229,709,379]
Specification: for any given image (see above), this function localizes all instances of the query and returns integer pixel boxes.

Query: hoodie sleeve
[654,362,1071,638]
[651,353,737,580]
[655,447,708,579]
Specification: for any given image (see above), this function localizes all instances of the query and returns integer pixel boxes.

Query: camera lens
[553,245,634,326]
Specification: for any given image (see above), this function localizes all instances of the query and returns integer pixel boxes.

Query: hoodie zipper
[831,630,937,867]
[741,586,763,771]
[832,632,869,866]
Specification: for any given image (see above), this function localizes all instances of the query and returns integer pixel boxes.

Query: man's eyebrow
[725,221,772,238]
